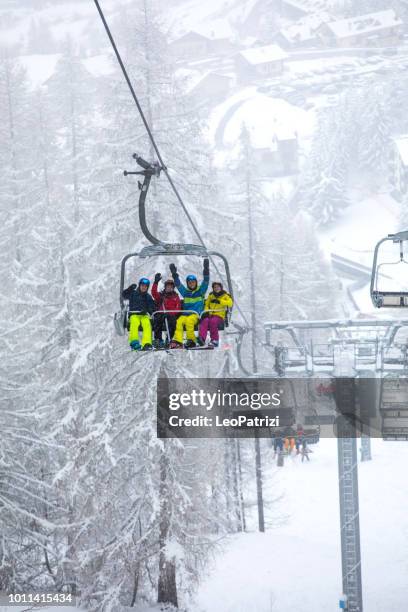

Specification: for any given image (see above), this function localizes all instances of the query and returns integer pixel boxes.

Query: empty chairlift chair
[371,231,408,308]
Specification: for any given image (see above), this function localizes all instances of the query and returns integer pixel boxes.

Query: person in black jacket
[122,277,155,350]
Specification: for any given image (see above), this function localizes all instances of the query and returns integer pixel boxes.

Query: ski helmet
[139,277,150,286]
[186,274,197,283]
[164,279,175,288]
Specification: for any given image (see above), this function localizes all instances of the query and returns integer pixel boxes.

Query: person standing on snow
[301,440,312,462]
[169,258,209,348]
[198,281,233,348]
[151,274,182,348]
[122,277,155,351]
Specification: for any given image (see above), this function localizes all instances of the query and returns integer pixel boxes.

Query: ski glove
[203,258,210,276]
[169,263,177,276]
[154,273,162,284]
[212,299,220,304]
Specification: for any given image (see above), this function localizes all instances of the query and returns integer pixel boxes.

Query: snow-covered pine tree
[0,56,58,595]
[359,85,392,179]
[299,105,350,226]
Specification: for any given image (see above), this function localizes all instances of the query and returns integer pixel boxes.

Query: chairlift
[92,2,234,352]
[371,231,408,307]
[113,156,233,349]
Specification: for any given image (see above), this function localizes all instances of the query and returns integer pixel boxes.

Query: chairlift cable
[93,0,206,252]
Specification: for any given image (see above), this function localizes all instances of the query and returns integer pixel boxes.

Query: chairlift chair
[371,231,408,307]
[113,156,234,347]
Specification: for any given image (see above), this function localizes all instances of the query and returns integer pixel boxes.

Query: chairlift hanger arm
[124,155,164,246]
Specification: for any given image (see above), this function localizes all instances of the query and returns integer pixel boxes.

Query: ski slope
[195,439,408,612]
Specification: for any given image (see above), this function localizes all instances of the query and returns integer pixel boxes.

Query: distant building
[252,127,299,176]
[275,12,330,49]
[317,10,404,47]
[190,72,234,102]
[235,44,288,82]
[169,31,212,60]
[169,30,236,61]
[394,135,408,194]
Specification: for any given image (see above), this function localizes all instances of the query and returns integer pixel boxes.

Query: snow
[175,66,205,91]
[220,95,314,149]
[320,189,401,312]
[16,53,113,90]
[195,439,408,612]
[279,11,331,45]
[326,10,403,39]
[82,54,114,78]
[17,54,61,89]
[238,44,288,66]
[193,20,236,41]
[165,0,259,39]
[394,135,408,167]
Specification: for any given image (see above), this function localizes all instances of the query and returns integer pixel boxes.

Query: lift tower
[335,379,363,612]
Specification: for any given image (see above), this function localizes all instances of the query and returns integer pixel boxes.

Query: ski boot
[185,340,196,349]
[142,343,153,351]
[196,337,205,347]
[153,339,165,349]
[209,340,219,348]
[169,340,183,349]
[130,340,141,351]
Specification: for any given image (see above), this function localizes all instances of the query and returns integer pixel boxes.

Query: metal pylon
[335,379,363,612]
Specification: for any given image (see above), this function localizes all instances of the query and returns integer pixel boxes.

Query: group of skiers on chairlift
[122,258,233,351]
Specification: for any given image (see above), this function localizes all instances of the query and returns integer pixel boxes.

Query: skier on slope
[169,258,209,349]
[301,439,312,462]
[273,436,284,458]
[151,275,182,348]
[198,281,233,348]
[122,277,155,351]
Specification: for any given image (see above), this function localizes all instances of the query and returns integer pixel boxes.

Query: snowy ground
[194,439,408,612]
[320,186,401,313]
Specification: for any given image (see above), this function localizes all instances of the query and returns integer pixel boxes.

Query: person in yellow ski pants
[172,313,199,345]
[129,313,152,347]
[122,277,155,351]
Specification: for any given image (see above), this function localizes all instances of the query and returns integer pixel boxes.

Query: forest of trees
[298,73,408,227]
[0,0,387,609]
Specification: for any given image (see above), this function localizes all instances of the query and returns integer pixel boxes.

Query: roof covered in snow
[279,12,331,44]
[324,10,403,39]
[395,135,408,166]
[169,30,211,44]
[238,44,288,66]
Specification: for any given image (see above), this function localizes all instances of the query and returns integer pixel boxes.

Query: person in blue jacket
[169,258,209,348]
[122,277,155,351]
